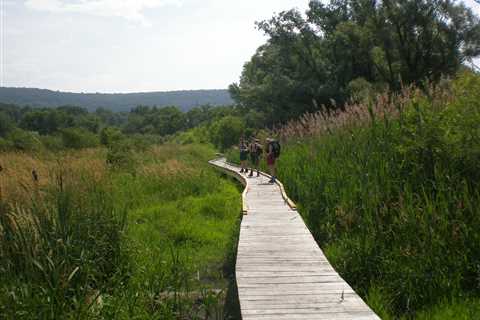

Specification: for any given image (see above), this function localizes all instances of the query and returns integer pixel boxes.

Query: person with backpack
[266,138,281,183]
[248,138,263,177]
[239,137,249,173]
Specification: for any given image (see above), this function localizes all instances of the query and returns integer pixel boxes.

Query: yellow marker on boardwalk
[210,158,380,320]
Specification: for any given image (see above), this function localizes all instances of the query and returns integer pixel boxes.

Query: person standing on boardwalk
[239,137,249,173]
[248,138,263,177]
[266,138,281,183]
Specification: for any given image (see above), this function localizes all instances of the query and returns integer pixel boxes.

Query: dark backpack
[270,141,281,158]
[254,143,263,155]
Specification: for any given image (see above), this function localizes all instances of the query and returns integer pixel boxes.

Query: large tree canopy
[230,0,480,125]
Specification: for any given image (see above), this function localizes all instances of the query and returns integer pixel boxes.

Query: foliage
[7,128,42,151]
[0,87,233,112]
[269,72,480,317]
[105,139,137,171]
[125,106,187,136]
[100,127,124,146]
[230,0,480,125]
[0,112,14,136]
[0,144,242,319]
[0,102,242,152]
[20,106,98,134]
[61,127,100,149]
[0,184,128,319]
[209,116,245,151]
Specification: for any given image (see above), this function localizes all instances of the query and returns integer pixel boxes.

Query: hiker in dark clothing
[266,138,281,183]
[239,137,249,173]
[248,138,262,177]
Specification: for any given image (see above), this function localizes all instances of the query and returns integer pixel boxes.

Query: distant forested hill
[0,87,233,112]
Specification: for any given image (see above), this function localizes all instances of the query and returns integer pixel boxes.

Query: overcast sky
[1,0,480,93]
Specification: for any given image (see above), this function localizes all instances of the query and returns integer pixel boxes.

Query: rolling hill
[0,87,234,112]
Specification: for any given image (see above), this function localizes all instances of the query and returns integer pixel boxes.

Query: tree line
[229,0,480,125]
[0,87,233,112]
[2,0,479,153]
[0,103,243,152]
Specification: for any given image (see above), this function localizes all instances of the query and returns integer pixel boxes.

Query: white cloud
[24,0,182,26]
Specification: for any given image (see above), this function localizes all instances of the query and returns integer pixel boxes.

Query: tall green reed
[271,72,480,317]
[0,172,129,319]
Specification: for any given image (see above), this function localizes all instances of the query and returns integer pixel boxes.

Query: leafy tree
[231,0,480,124]
[95,107,128,127]
[7,129,42,151]
[61,128,99,149]
[0,112,14,137]
[209,116,245,151]
[20,110,60,135]
[186,105,213,128]
[151,106,187,136]
[124,106,187,136]
[100,127,124,146]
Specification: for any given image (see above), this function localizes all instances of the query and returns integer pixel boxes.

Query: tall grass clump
[274,71,480,318]
[0,177,128,319]
[102,144,242,319]
[0,143,242,319]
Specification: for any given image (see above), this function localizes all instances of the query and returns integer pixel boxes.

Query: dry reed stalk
[140,159,193,178]
[0,148,108,205]
[275,83,454,142]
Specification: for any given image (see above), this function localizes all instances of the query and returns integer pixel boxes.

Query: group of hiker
[238,136,280,184]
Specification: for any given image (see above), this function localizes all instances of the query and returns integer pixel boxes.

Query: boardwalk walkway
[209,158,380,320]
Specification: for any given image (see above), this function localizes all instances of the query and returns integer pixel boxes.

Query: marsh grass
[0,148,108,205]
[275,73,480,318]
[0,143,242,319]
[0,177,128,319]
[226,72,480,318]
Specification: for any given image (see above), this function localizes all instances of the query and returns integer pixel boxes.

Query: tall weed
[0,143,242,319]
[0,177,128,319]
[274,72,480,317]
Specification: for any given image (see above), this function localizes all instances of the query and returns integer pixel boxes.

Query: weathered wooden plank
[241,312,378,320]
[208,158,380,320]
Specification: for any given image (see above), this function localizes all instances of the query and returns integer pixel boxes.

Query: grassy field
[227,72,480,319]
[0,144,242,319]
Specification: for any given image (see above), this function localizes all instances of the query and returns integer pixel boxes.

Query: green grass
[413,299,480,320]
[0,143,242,319]
[227,72,480,318]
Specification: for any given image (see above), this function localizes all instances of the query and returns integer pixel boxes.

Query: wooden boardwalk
[209,158,380,320]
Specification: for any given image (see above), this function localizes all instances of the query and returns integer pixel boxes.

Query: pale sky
[1,0,479,93]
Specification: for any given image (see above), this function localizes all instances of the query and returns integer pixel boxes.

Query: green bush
[209,116,245,151]
[7,128,42,151]
[61,127,100,149]
[0,111,14,137]
[100,127,123,146]
[106,141,136,171]
[0,137,13,151]
[40,134,65,151]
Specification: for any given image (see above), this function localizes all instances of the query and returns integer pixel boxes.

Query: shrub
[0,111,14,136]
[40,134,65,151]
[7,128,42,151]
[106,140,136,171]
[0,137,13,151]
[100,127,123,146]
[61,127,100,149]
[209,116,245,151]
